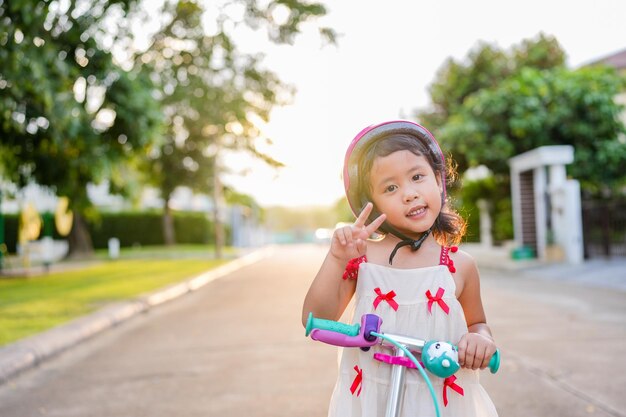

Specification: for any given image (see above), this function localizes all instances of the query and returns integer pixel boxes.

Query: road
[0,244,624,417]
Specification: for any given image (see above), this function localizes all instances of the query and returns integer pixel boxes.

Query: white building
[509,146,584,264]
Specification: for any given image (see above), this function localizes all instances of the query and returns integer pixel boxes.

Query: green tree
[0,0,163,255]
[442,66,626,191]
[418,33,566,140]
[133,0,335,245]
[417,34,626,242]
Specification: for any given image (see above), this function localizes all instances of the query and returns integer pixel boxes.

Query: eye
[384,184,397,193]
[435,343,441,349]
[412,174,423,181]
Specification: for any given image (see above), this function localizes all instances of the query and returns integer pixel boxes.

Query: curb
[0,246,275,385]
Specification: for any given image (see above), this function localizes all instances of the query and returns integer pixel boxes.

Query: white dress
[327,248,499,417]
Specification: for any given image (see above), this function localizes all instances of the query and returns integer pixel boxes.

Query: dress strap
[342,255,367,280]
[439,246,458,273]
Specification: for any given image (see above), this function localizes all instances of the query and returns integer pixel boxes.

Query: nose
[403,187,419,203]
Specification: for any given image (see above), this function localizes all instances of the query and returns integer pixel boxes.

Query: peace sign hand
[330,202,386,262]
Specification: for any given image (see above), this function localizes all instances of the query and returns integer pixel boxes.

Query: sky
[218,0,626,208]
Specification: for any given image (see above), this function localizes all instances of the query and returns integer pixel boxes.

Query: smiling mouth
[406,207,426,217]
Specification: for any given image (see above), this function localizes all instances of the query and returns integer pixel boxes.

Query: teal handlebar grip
[489,349,500,374]
[305,312,361,337]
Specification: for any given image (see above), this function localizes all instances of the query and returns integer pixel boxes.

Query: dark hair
[355,134,466,245]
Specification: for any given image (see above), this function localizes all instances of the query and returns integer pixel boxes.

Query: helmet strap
[365,204,434,265]
[387,227,432,265]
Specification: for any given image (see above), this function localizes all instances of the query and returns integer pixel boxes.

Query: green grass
[0,255,229,347]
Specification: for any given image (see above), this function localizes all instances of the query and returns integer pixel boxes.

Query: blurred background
[1,0,625,266]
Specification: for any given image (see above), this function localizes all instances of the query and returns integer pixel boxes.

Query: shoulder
[450,247,478,272]
[449,247,480,288]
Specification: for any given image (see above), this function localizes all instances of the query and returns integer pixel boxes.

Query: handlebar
[305,312,500,376]
[305,313,360,337]
[306,312,382,348]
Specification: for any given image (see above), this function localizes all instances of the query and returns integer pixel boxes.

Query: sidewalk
[463,243,626,292]
[466,243,626,416]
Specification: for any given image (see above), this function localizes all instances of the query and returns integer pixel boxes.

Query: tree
[418,33,566,138]
[416,34,626,242]
[133,0,335,246]
[0,0,163,255]
[442,65,626,192]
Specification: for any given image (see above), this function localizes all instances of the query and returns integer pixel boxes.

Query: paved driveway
[0,244,624,417]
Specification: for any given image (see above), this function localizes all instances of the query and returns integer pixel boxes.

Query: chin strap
[365,205,433,265]
[388,228,432,265]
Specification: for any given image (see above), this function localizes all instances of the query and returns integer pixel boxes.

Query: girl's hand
[330,202,386,262]
[457,332,497,370]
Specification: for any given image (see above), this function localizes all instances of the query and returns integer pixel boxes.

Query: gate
[519,170,538,255]
[581,199,626,258]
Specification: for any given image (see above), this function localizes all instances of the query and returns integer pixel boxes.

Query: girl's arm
[301,203,386,326]
[455,251,497,370]
[301,251,358,325]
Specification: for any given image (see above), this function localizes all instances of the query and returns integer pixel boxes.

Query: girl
[302,120,498,416]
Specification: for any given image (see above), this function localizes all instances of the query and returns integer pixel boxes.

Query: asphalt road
[0,244,624,417]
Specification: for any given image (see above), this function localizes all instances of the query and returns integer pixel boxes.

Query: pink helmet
[342,120,447,218]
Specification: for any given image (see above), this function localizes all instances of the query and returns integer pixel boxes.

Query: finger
[336,226,350,246]
[355,238,366,256]
[365,213,386,235]
[334,227,346,245]
[343,226,354,246]
[354,202,373,228]
[464,344,477,369]
[457,339,467,366]
[481,346,494,369]
[473,346,486,370]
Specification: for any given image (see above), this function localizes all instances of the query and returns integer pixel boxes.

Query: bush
[89,212,165,248]
[453,175,514,245]
[0,211,224,253]
[1,214,19,253]
[89,211,221,248]
[174,212,214,245]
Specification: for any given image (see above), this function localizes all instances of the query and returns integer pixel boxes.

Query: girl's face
[369,150,442,238]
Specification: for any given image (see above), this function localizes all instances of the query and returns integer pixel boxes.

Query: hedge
[0,211,226,253]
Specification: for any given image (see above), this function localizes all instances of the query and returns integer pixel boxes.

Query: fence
[581,199,626,258]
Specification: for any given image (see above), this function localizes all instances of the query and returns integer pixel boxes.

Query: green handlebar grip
[489,349,500,373]
[305,312,361,337]
[450,344,500,374]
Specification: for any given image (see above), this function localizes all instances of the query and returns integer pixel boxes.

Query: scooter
[305,312,500,417]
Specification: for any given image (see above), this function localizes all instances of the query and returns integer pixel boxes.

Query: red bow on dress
[443,375,464,406]
[350,365,363,396]
[373,287,399,311]
[425,287,450,314]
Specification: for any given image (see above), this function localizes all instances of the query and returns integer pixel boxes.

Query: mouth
[406,206,426,218]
